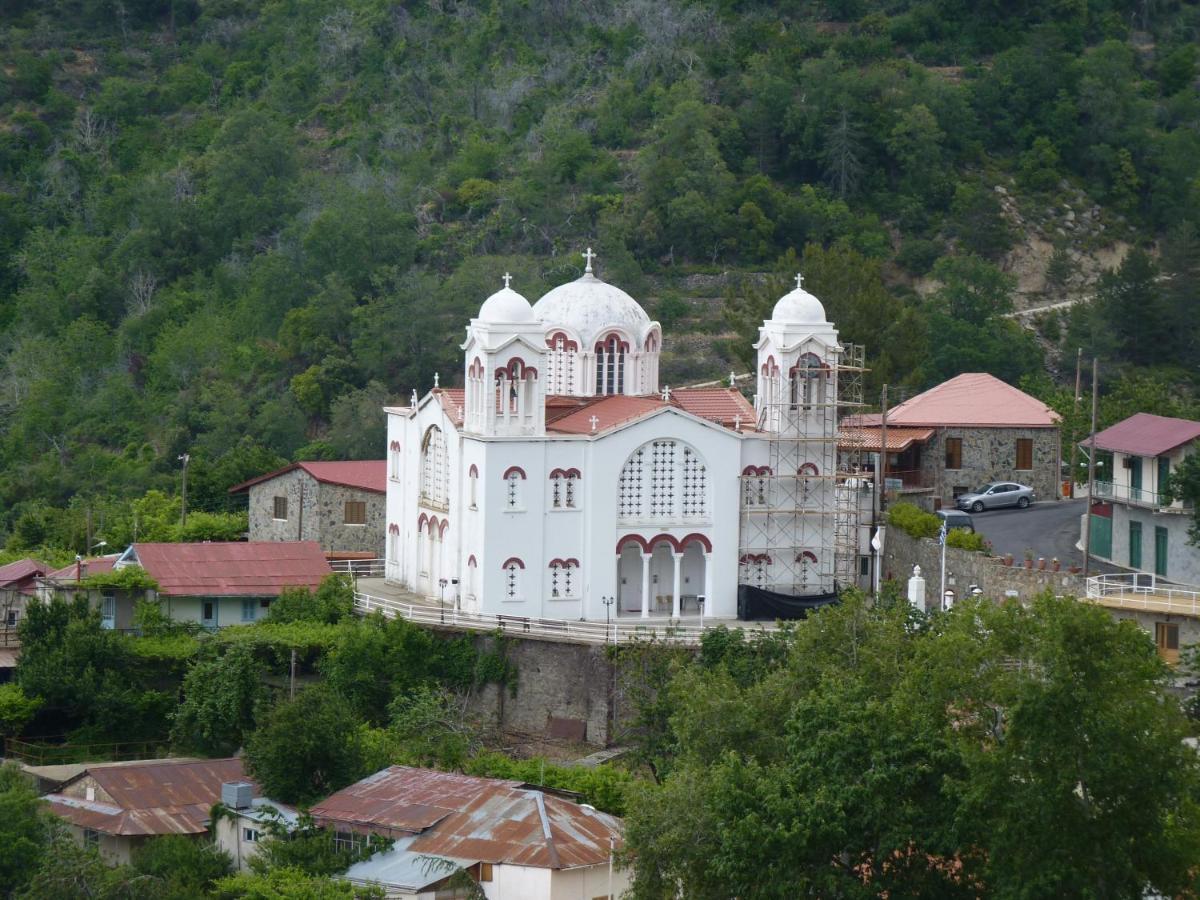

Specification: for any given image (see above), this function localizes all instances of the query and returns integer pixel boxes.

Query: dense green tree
[245,684,367,805]
[171,645,267,755]
[0,762,54,897]
[131,836,233,899]
[266,575,355,626]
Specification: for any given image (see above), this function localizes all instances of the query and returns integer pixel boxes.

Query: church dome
[477,276,534,324]
[532,251,650,345]
[771,275,828,325]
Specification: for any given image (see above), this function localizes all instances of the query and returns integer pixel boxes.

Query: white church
[383,251,846,622]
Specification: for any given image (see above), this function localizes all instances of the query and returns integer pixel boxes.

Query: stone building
[846,373,1061,510]
[230,460,386,557]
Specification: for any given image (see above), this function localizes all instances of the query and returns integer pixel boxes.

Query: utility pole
[289,649,297,700]
[873,384,889,596]
[878,384,889,513]
[1083,358,1099,579]
[1068,348,1082,499]
[178,453,190,528]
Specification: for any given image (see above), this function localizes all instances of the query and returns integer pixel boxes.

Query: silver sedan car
[955,481,1036,512]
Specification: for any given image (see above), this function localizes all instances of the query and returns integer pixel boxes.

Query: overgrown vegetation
[3,0,1200,552]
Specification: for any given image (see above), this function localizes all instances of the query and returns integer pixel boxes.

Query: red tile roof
[1088,412,1200,458]
[46,555,119,582]
[130,541,332,597]
[672,387,757,428]
[547,395,665,435]
[311,766,623,869]
[0,559,51,593]
[230,460,386,494]
[880,373,1059,428]
[436,389,466,427]
[840,426,935,453]
[45,758,251,837]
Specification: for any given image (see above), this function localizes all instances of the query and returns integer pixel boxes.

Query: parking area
[967,498,1120,573]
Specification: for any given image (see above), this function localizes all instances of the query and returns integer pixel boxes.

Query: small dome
[533,272,650,346]
[770,275,828,325]
[477,278,534,324]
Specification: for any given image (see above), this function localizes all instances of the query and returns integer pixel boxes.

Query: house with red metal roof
[843,373,1062,509]
[384,254,861,624]
[302,766,628,899]
[1081,412,1200,598]
[229,460,387,559]
[113,541,332,628]
[0,557,51,628]
[44,758,261,865]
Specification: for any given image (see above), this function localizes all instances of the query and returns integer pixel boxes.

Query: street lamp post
[438,578,447,624]
[601,596,615,641]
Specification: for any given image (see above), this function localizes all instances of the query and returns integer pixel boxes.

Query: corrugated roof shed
[229,460,386,494]
[880,373,1060,428]
[44,758,252,837]
[131,541,332,597]
[311,766,623,870]
[1087,412,1200,457]
[46,554,119,582]
[0,559,51,592]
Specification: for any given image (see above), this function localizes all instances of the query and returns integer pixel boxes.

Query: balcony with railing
[1092,480,1191,511]
[1086,572,1200,617]
[884,469,934,494]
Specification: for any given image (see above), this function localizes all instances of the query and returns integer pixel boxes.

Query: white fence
[353,590,731,646]
[330,559,385,577]
[1086,572,1200,616]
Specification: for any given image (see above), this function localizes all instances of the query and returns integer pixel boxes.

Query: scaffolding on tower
[737,343,869,597]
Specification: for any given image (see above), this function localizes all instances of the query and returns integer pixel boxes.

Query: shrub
[887,502,941,539]
[946,529,987,552]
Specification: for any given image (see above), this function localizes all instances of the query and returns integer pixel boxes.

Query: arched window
[503,466,526,510]
[501,557,524,600]
[546,332,578,394]
[419,426,448,509]
[797,551,818,588]
[739,553,771,587]
[389,440,401,480]
[790,353,825,411]
[549,469,581,509]
[594,334,626,395]
[618,441,708,520]
[387,523,400,567]
[468,464,479,509]
[549,559,579,599]
[741,466,771,507]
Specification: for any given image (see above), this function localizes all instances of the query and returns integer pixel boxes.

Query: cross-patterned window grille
[506,472,521,509]
[549,561,578,598]
[595,336,625,395]
[754,557,769,587]
[550,562,561,597]
[564,475,576,508]
[649,441,676,517]
[505,562,520,599]
[551,477,562,509]
[681,447,707,517]
[618,449,644,518]
[420,426,448,508]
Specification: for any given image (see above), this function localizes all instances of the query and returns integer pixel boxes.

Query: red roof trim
[501,557,525,570]
[502,466,527,480]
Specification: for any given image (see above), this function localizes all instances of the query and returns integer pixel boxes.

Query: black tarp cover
[737,584,840,621]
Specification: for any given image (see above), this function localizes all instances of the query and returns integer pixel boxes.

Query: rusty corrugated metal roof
[45,554,119,582]
[0,558,51,593]
[310,766,622,870]
[131,541,332,597]
[45,758,253,837]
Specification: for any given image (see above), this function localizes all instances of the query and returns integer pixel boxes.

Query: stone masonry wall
[247,470,384,555]
[883,527,1084,607]
[916,426,1061,510]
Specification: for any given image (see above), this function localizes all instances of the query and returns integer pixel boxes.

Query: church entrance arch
[614,533,711,618]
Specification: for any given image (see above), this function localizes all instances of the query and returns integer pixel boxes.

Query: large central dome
[532,268,651,347]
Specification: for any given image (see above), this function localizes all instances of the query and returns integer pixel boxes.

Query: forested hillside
[2,0,1200,553]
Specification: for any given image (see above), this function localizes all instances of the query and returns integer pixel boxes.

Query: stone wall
[882,527,1085,607]
[247,470,385,555]
[916,426,1061,510]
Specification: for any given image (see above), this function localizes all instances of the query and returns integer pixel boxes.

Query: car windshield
[974,484,995,494]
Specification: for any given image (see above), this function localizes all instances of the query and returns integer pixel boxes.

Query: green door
[1090,514,1112,559]
[1129,456,1143,501]
[1129,521,1142,569]
[1158,456,1171,503]
[1155,526,1168,577]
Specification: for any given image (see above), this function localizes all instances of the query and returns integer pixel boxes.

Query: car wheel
[1017,496,1030,509]
[971,501,984,513]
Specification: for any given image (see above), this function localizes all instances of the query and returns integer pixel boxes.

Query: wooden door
[1156,622,1179,666]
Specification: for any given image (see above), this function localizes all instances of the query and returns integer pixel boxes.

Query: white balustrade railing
[353,590,724,645]
[330,559,386,577]
[1086,573,1200,616]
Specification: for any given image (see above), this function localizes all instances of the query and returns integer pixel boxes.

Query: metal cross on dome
[502,272,512,288]
[795,273,805,290]
[582,247,596,273]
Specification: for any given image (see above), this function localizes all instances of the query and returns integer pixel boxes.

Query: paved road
[967,497,1120,573]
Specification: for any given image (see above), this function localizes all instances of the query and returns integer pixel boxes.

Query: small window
[203,601,215,622]
[260,598,271,610]
[243,827,262,843]
[344,500,367,525]
[241,599,256,622]
[479,863,494,882]
[273,496,288,520]
[83,828,100,848]
[1015,438,1033,470]
[5,610,15,627]
[945,437,963,470]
